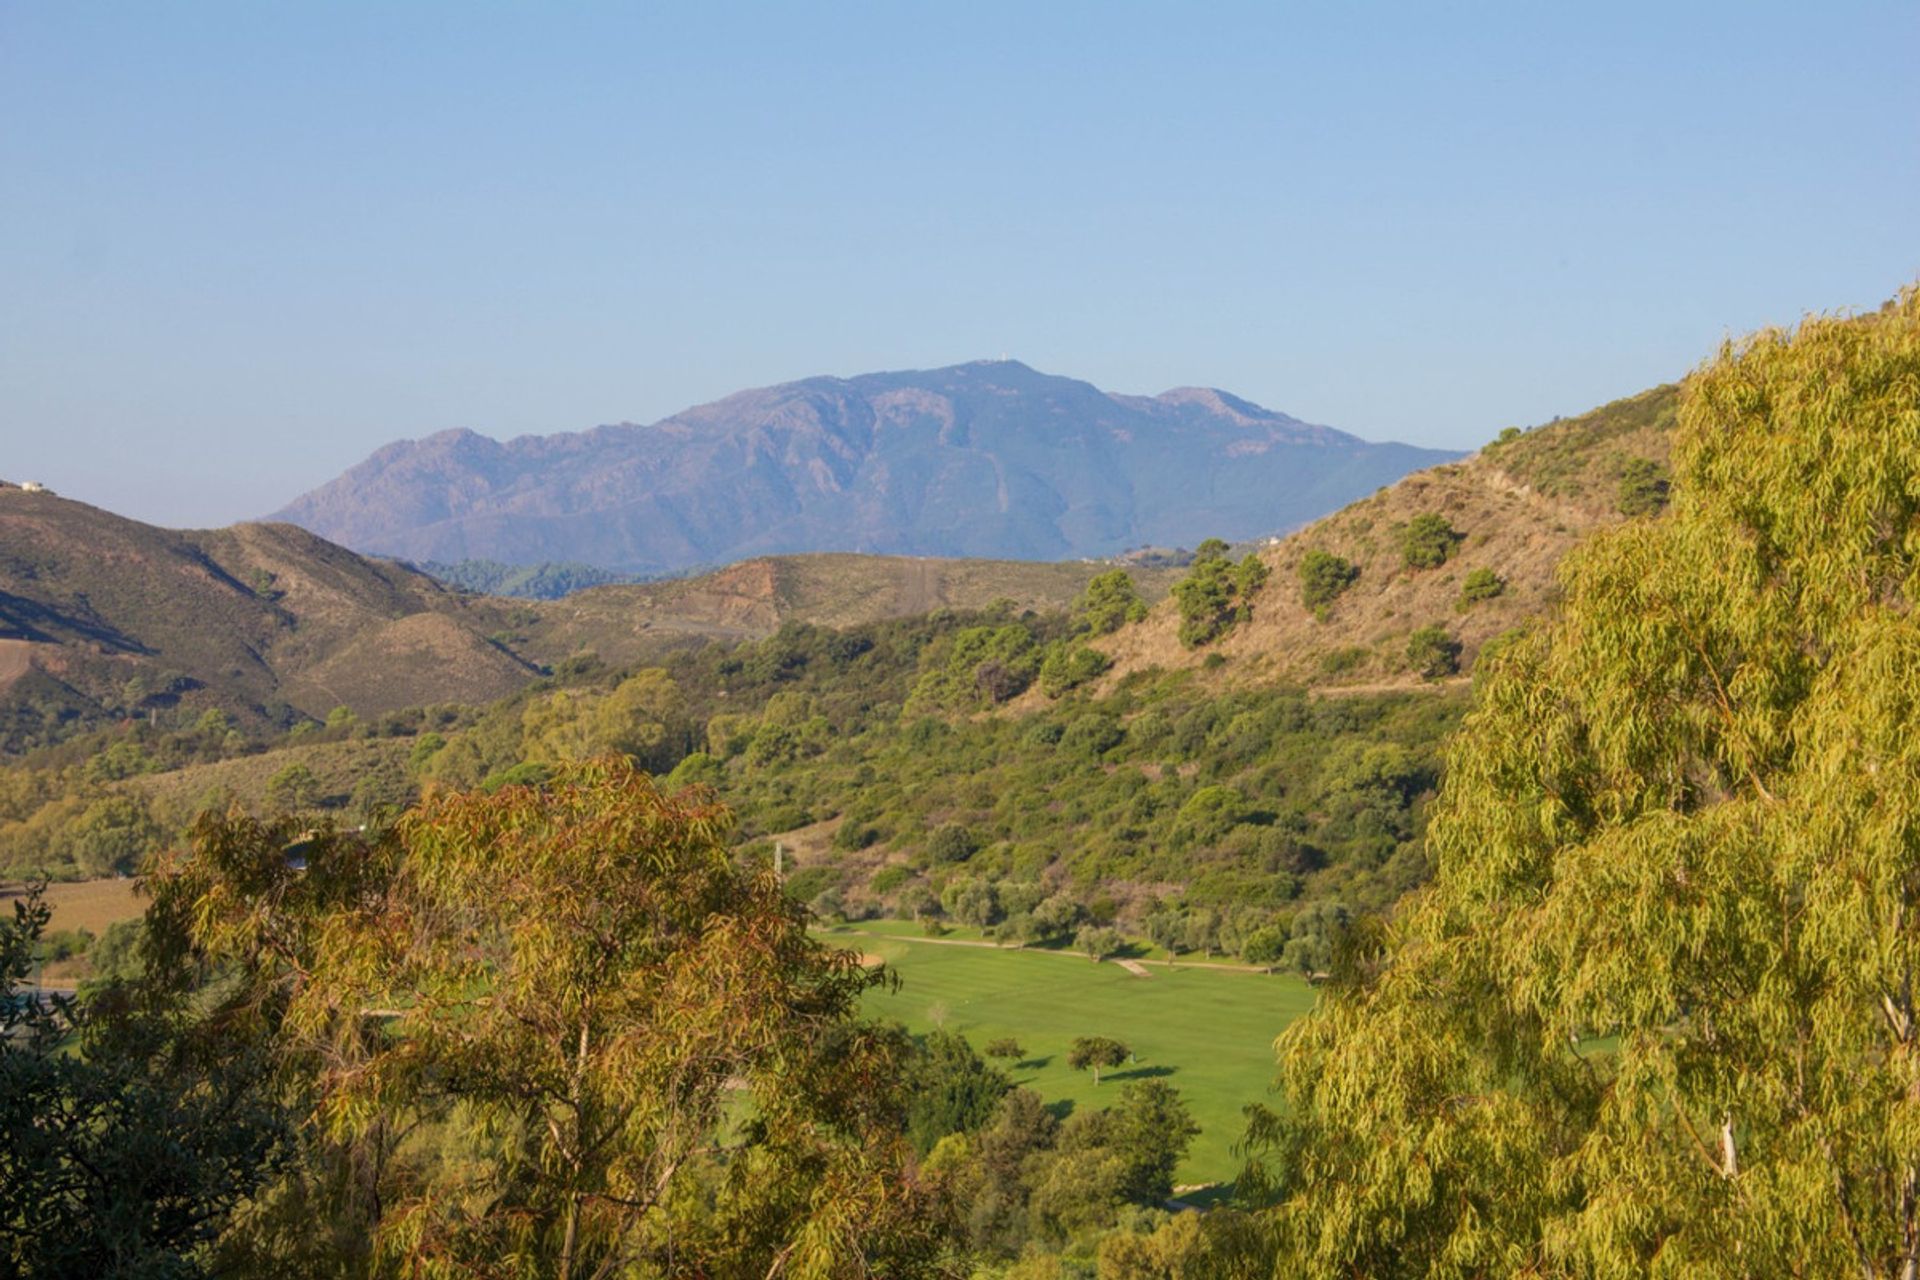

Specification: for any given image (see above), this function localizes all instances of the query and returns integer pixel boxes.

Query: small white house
[20,481,49,493]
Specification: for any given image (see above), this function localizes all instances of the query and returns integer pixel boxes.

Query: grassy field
[826,923,1317,1187]
[1,876,145,983]
[1,876,143,937]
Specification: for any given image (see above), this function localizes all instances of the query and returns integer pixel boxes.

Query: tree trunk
[557,1019,592,1280]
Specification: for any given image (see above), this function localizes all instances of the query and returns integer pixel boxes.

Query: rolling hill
[0,489,1179,752]
[269,360,1459,574]
[1090,383,1678,690]
[0,489,539,747]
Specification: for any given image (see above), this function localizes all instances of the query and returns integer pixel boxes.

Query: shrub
[1319,645,1370,676]
[1298,549,1360,616]
[265,761,320,811]
[1406,626,1462,679]
[868,865,911,896]
[942,877,1001,926]
[408,732,447,773]
[1172,540,1270,647]
[1038,642,1112,697]
[1075,925,1124,962]
[926,821,980,864]
[1458,568,1505,606]
[781,865,835,904]
[1061,713,1124,758]
[1399,514,1462,570]
[1074,570,1149,635]
[664,751,725,790]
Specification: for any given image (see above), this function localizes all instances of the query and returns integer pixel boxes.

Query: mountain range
[269,360,1460,574]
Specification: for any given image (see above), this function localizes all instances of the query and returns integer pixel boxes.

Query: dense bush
[1038,641,1111,697]
[1399,514,1462,570]
[1173,539,1271,646]
[1616,455,1671,516]
[1297,549,1359,616]
[1457,567,1505,605]
[1073,569,1149,635]
[1405,626,1461,679]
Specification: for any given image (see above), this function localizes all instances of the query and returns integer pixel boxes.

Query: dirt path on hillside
[1115,959,1152,977]
[1316,674,1472,698]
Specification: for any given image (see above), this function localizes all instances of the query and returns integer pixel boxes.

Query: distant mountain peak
[1152,386,1280,423]
[271,363,1460,575]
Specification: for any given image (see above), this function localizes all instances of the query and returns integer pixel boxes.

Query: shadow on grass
[1103,1063,1178,1083]
[1015,1055,1053,1071]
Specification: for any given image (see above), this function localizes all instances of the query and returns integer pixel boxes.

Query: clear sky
[3,2,1915,528]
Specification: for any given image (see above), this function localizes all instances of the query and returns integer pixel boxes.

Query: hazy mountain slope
[417,559,639,599]
[1091,384,1678,691]
[270,361,1459,573]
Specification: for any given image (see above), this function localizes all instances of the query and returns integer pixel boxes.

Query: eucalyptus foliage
[147,759,943,1279]
[1249,290,1920,1276]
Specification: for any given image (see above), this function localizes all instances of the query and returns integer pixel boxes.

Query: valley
[15,294,1919,1277]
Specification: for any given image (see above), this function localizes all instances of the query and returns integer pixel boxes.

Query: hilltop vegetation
[505,552,1179,667]
[1245,289,1920,1275]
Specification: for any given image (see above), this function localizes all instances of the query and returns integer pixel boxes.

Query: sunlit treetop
[1249,287,1920,1278]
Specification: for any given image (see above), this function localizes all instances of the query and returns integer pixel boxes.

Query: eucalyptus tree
[147,759,944,1279]
[1248,290,1920,1277]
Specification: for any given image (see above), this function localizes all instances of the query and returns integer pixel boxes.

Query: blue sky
[3,1,1915,527]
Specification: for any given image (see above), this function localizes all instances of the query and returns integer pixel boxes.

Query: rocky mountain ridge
[270,360,1459,573]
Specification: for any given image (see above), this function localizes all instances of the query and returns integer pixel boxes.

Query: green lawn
[825,925,1318,1186]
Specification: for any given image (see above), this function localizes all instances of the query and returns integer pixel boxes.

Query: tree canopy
[145,758,942,1279]
[1249,289,1920,1276]
[1067,1035,1131,1085]
[1173,540,1271,647]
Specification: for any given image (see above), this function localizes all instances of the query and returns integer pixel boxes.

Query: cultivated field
[829,922,1316,1187]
